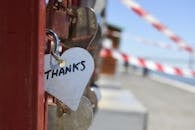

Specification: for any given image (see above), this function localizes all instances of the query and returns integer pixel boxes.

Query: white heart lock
[44,47,94,111]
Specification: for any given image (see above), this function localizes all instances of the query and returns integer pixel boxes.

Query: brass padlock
[48,96,93,130]
[60,96,93,130]
[61,7,98,50]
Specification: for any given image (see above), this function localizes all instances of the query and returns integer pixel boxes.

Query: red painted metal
[0,0,45,130]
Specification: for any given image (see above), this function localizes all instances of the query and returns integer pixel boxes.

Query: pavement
[89,87,147,130]
[89,70,195,130]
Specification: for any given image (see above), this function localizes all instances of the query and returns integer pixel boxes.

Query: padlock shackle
[46,29,60,53]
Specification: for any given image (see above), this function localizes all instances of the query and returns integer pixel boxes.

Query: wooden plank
[0,0,45,129]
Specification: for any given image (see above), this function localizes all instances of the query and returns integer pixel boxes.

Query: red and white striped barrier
[100,48,195,78]
[120,0,194,53]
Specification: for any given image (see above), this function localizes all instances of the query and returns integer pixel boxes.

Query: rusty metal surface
[0,0,45,129]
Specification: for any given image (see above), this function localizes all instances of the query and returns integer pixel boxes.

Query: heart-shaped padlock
[45,47,94,111]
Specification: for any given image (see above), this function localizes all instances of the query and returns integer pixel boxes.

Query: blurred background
[107,0,195,68]
[90,0,195,130]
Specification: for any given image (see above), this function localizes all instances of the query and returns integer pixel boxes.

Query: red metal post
[0,0,45,130]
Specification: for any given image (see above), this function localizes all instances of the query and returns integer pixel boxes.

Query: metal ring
[46,29,60,53]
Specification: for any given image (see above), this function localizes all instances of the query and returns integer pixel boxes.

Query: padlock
[46,0,71,40]
[60,7,98,50]
[87,24,102,74]
[60,96,93,130]
[85,26,102,113]
[47,93,71,130]
[48,104,58,130]
[88,24,102,56]
[84,83,101,114]
[48,104,71,130]
[80,0,96,8]
[47,96,93,130]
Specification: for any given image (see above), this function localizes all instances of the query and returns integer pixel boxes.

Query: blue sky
[106,0,195,68]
